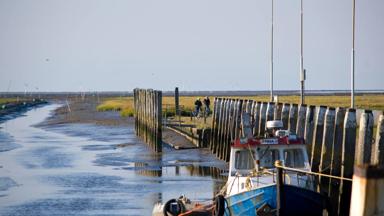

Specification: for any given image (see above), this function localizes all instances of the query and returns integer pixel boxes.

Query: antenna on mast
[300,0,305,104]
[270,0,274,102]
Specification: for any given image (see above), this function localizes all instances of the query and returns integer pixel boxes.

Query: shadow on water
[0,104,227,215]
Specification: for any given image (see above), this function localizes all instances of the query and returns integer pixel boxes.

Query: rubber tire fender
[214,195,225,216]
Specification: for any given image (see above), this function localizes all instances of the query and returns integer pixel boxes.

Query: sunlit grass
[0,98,19,104]
[97,94,384,119]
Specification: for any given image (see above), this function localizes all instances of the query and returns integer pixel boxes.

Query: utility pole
[351,0,356,108]
[300,0,305,104]
[270,0,274,102]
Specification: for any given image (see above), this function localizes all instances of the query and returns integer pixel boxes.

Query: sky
[0,0,383,92]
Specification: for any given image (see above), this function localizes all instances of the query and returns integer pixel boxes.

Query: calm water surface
[0,104,226,216]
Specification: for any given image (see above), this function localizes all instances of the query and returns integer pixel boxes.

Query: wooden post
[311,106,327,173]
[296,104,307,138]
[350,165,384,216]
[274,102,283,120]
[304,105,316,158]
[156,91,162,152]
[339,108,357,216]
[288,104,298,134]
[259,102,268,137]
[281,103,290,130]
[356,110,374,165]
[224,100,235,162]
[266,102,275,122]
[230,99,239,142]
[234,100,244,140]
[328,107,345,216]
[216,98,227,157]
[214,98,224,154]
[275,160,285,216]
[372,115,384,165]
[209,97,217,151]
[175,87,180,116]
[253,102,261,137]
[318,107,335,195]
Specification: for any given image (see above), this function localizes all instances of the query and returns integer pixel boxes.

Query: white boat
[155,118,327,216]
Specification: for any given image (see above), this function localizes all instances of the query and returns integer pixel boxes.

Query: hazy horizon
[1,0,383,92]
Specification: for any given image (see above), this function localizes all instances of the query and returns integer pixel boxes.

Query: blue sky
[0,0,383,92]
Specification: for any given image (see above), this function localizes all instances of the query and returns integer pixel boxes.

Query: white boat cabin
[226,120,312,196]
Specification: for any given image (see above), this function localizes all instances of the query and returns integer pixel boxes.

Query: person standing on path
[194,98,203,117]
[203,96,211,116]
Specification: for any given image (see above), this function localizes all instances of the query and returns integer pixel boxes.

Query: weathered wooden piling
[328,107,345,215]
[266,102,275,122]
[356,110,374,165]
[259,102,268,136]
[281,103,290,130]
[133,88,162,152]
[296,104,307,138]
[372,115,384,165]
[304,105,316,157]
[253,102,261,136]
[274,102,283,120]
[288,104,298,134]
[209,98,218,151]
[217,99,228,158]
[311,106,327,173]
[318,107,336,195]
[175,87,180,116]
[349,165,384,216]
[339,108,357,216]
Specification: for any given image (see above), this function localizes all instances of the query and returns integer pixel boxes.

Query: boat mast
[300,0,305,104]
[351,0,356,108]
[270,0,274,102]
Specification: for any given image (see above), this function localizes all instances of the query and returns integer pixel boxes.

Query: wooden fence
[209,97,384,215]
[133,88,162,152]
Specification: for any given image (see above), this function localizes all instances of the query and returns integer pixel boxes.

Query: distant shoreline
[1,89,384,98]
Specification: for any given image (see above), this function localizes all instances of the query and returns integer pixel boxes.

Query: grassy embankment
[97,94,384,128]
[0,98,19,105]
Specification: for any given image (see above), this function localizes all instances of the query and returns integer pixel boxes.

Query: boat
[154,116,329,216]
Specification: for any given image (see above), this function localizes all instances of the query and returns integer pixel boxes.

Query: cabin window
[235,150,255,170]
[259,149,280,168]
[284,149,305,168]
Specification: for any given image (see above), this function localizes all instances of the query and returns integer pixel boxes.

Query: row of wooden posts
[133,88,163,152]
[209,97,384,215]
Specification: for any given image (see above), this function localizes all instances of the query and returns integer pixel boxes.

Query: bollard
[288,104,298,134]
[339,108,357,216]
[311,106,327,173]
[372,115,384,165]
[328,107,346,215]
[350,165,384,216]
[318,107,336,195]
[356,110,374,165]
[281,103,290,130]
[304,105,316,158]
[259,102,268,136]
[296,104,307,138]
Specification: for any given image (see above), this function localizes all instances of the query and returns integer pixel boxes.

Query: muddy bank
[40,98,133,127]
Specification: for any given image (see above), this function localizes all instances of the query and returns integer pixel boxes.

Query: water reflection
[0,105,227,215]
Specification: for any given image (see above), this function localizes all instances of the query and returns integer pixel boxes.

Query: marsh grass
[0,98,19,104]
[97,94,384,119]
